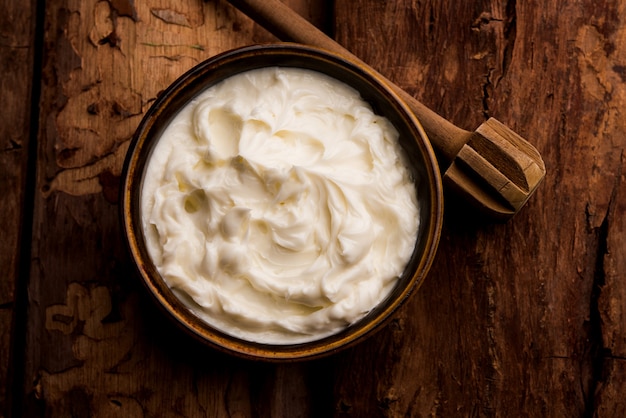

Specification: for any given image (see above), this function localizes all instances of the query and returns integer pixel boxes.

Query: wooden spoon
[227,0,546,220]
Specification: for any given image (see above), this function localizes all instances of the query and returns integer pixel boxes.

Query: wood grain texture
[6,0,626,417]
[226,0,546,221]
[334,0,626,416]
[0,0,36,415]
[15,0,284,416]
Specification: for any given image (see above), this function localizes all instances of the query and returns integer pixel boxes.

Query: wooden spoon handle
[227,0,466,161]
[227,0,546,220]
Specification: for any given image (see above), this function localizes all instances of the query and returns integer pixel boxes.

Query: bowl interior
[121,43,443,360]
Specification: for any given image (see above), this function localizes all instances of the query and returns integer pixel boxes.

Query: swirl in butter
[141,67,419,344]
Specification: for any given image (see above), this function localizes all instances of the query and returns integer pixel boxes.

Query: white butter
[141,67,419,344]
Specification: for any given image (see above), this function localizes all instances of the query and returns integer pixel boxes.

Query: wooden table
[2,0,625,416]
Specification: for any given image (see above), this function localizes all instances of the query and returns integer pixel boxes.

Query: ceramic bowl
[120,43,443,361]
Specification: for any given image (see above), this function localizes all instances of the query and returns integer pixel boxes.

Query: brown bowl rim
[120,43,443,361]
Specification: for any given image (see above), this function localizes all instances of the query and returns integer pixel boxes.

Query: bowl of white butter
[121,44,443,360]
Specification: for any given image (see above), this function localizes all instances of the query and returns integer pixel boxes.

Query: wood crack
[6,0,46,416]
[2,139,23,152]
[481,69,495,119]
[584,211,608,417]
[501,0,517,82]
[0,301,14,310]
[584,149,623,417]
[479,0,518,118]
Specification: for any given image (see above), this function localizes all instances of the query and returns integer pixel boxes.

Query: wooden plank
[17,0,331,416]
[594,150,626,416]
[0,0,36,415]
[332,0,626,416]
[13,0,626,416]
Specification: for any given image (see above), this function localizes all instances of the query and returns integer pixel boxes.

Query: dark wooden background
[2,0,625,416]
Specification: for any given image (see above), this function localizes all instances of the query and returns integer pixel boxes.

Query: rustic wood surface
[2,0,625,417]
[0,0,36,414]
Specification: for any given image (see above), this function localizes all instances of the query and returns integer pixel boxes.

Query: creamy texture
[141,67,419,344]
